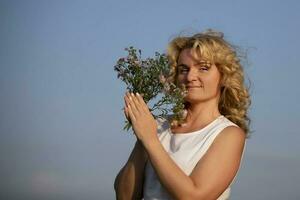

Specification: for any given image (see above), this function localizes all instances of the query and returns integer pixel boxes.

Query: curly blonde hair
[167,30,251,137]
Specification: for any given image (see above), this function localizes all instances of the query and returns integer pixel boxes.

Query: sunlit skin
[177,48,222,104]
[122,48,246,200]
[173,48,223,132]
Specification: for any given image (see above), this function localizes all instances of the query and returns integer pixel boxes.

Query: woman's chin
[184,92,220,104]
[184,94,203,103]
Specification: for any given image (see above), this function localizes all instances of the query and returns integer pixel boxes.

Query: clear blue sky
[1,0,300,199]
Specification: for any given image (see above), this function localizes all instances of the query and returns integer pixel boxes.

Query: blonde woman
[114,30,251,200]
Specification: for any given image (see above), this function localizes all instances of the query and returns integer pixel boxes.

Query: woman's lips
[187,86,202,89]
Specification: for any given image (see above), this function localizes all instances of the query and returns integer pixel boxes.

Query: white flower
[179,109,188,119]
[159,73,166,84]
[163,82,171,93]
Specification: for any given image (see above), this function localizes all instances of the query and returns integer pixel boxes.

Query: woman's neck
[184,99,221,126]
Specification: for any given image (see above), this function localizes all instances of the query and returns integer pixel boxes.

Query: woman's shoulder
[214,117,246,147]
[219,116,239,128]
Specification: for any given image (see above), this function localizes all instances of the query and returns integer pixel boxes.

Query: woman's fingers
[124,92,150,123]
[135,93,149,112]
[123,106,129,120]
[124,93,131,107]
[124,92,138,119]
[126,92,143,113]
[127,104,136,122]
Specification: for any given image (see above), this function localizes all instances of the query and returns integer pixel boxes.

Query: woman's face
[176,48,222,104]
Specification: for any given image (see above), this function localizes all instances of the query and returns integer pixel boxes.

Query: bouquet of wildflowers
[114,46,187,131]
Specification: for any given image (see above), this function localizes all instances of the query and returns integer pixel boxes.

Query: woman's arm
[126,93,246,200]
[114,140,148,200]
[143,126,245,200]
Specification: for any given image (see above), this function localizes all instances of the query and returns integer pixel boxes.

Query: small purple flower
[119,58,125,62]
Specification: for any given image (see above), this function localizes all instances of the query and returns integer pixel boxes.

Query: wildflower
[117,58,125,64]
[179,109,188,119]
[163,82,171,94]
[114,47,186,131]
[159,73,166,84]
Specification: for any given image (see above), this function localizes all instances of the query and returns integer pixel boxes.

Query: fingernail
[136,92,140,96]
[131,92,134,96]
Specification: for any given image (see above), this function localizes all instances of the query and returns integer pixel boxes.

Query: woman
[114,30,251,200]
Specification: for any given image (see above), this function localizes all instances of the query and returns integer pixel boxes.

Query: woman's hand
[124,92,158,144]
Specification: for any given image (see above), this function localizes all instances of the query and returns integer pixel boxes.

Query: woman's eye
[179,68,189,73]
[199,67,208,71]
[198,64,210,71]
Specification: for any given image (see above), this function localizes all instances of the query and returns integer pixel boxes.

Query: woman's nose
[187,68,198,81]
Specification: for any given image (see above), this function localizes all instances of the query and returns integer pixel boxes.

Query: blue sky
[1,0,300,199]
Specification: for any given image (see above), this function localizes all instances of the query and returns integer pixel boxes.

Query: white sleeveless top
[143,115,246,200]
